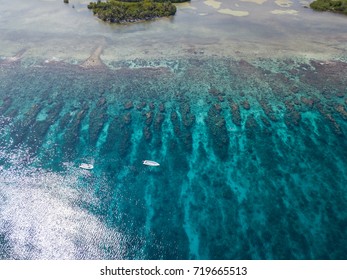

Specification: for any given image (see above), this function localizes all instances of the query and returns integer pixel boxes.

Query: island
[87,0,189,23]
[310,0,347,15]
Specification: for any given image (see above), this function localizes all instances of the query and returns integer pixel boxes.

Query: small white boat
[142,160,160,167]
[79,163,94,170]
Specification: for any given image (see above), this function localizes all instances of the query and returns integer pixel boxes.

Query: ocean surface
[0,0,347,259]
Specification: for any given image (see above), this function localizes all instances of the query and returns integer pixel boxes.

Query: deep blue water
[0,57,346,259]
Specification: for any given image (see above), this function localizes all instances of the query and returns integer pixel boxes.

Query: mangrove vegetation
[310,0,347,15]
[87,0,188,23]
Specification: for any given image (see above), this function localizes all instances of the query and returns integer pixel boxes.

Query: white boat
[142,160,160,167]
[79,163,94,170]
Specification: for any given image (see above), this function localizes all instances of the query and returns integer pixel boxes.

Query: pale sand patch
[1,48,27,64]
[76,8,89,13]
[80,45,106,68]
[271,9,298,15]
[218,8,250,16]
[275,0,293,8]
[78,0,95,3]
[44,57,61,64]
[299,0,310,6]
[204,0,222,9]
[176,2,197,9]
[240,0,268,4]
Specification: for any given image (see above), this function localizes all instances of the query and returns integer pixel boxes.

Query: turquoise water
[1,0,347,260]
[1,56,346,259]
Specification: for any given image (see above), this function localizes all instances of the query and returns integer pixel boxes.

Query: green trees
[310,0,347,15]
[87,0,183,23]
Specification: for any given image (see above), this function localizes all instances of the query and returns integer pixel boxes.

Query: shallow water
[1,0,347,61]
[0,0,347,260]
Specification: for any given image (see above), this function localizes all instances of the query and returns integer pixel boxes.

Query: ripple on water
[0,57,346,259]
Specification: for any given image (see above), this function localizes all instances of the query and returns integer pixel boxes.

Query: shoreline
[1,35,347,67]
[1,49,347,70]
[1,52,347,89]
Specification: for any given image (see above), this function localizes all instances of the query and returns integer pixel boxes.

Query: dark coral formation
[102,113,133,158]
[258,98,277,122]
[229,100,241,126]
[208,87,221,96]
[284,100,301,127]
[136,101,147,111]
[180,102,195,128]
[59,111,72,130]
[0,96,12,115]
[335,104,347,120]
[179,102,195,151]
[144,111,153,126]
[245,114,259,139]
[242,100,250,110]
[301,60,347,94]
[89,97,108,145]
[316,103,343,135]
[154,113,165,131]
[11,103,43,147]
[159,103,165,113]
[206,104,229,160]
[170,110,181,137]
[143,125,151,141]
[301,97,315,109]
[260,115,271,127]
[142,110,154,141]
[124,101,134,110]
[63,103,89,158]
[27,102,63,152]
